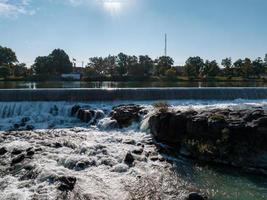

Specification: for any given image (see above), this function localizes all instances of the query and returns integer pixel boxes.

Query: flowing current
[1,100,267,200]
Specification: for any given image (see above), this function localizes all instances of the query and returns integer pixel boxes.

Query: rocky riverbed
[0,127,203,200]
[1,101,267,200]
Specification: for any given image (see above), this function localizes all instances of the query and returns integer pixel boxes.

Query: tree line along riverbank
[1,45,267,82]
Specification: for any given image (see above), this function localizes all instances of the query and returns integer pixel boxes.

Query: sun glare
[101,0,124,15]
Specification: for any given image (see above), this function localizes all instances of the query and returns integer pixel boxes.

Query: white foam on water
[0,99,267,200]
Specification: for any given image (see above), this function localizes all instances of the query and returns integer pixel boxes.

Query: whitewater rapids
[1,100,267,200]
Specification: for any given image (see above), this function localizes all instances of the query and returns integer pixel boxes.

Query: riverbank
[1,75,267,83]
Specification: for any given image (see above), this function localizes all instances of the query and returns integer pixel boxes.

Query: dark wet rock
[110,104,143,128]
[75,161,94,171]
[11,154,25,165]
[57,176,77,191]
[71,105,81,116]
[150,156,159,161]
[148,108,267,174]
[35,147,42,152]
[26,147,33,152]
[26,150,35,157]
[20,122,26,127]
[149,111,192,145]
[100,158,117,167]
[250,117,267,134]
[244,109,265,122]
[21,117,30,123]
[101,119,119,129]
[11,148,23,155]
[187,116,208,139]
[13,124,20,129]
[50,105,59,116]
[123,139,136,145]
[0,147,7,155]
[23,164,35,171]
[54,142,63,148]
[124,152,135,166]
[25,125,34,131]
[95,110,105,120]
[132,147,143,155]
[111,164,129,173]
[186,192,207,200]
[158,155,165,162]
[77,109,95,123]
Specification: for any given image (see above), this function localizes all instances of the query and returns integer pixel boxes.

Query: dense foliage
[32,49,73,75]
[1,44,267,80]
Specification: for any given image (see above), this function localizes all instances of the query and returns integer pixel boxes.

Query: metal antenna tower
[164,33,167,56]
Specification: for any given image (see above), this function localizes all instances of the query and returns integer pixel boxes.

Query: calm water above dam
[1,81,267,89]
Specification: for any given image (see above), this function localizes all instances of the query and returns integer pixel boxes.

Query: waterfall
[1,88,267,101]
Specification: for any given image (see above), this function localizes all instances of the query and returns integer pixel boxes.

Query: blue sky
[0,0,267,66]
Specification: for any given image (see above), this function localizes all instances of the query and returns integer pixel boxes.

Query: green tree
[264,54,267,65]
[241,58,253,78]
[84,66,98,78]
[165,67,177,80]
[233,59,243,76]
[117,53,128,76]
[32,56,53,75]
[203,60,220,78]
[0,46,17,66]
[221,58,232,77]
[127,55,140,77]
[32,49,72,75]
[252,57,265,77]
[13,63,27,77]
[104,55,117,76]
[184,56,204,78]
[88,57,105,75]
[49,49,73,74]
[154,56,174,76]
[139,55,154,76]
[0,66,10,78]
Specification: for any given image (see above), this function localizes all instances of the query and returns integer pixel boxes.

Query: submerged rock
[11,148,23,155]
[25,125,35,131]
[71,105,105,125]
[57,176,77,191]
[0,147,7,155]
[124,152,135,166]
[186,192,207,200]
[77,109,95,123]
[11,154,25,165]
[132,147,143,155]
[111,164,129,173]
[71,105,81,116]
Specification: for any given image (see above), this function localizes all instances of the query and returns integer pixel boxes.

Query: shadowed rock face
[70,104,144,128]
[110,104,144,128]
[148,108,267,174]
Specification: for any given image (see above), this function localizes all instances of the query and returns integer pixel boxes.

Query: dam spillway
[0,88,267,101]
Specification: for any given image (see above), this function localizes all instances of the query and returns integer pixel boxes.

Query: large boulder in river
[77,109,95,123]
[71,105,81,116]
[148,107,267,174]
[110,104,143,128]
[149,110,197,145]
[71,105,105,124]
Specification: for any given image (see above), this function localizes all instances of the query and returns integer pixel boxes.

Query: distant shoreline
[1,75,267,83]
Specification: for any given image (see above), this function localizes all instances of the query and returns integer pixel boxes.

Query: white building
[61,73,81,80]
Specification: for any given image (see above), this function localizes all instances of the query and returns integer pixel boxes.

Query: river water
[0,100,267,200]
[1,81,267,89]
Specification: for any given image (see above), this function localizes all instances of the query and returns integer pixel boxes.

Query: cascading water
[1,100,267,200]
